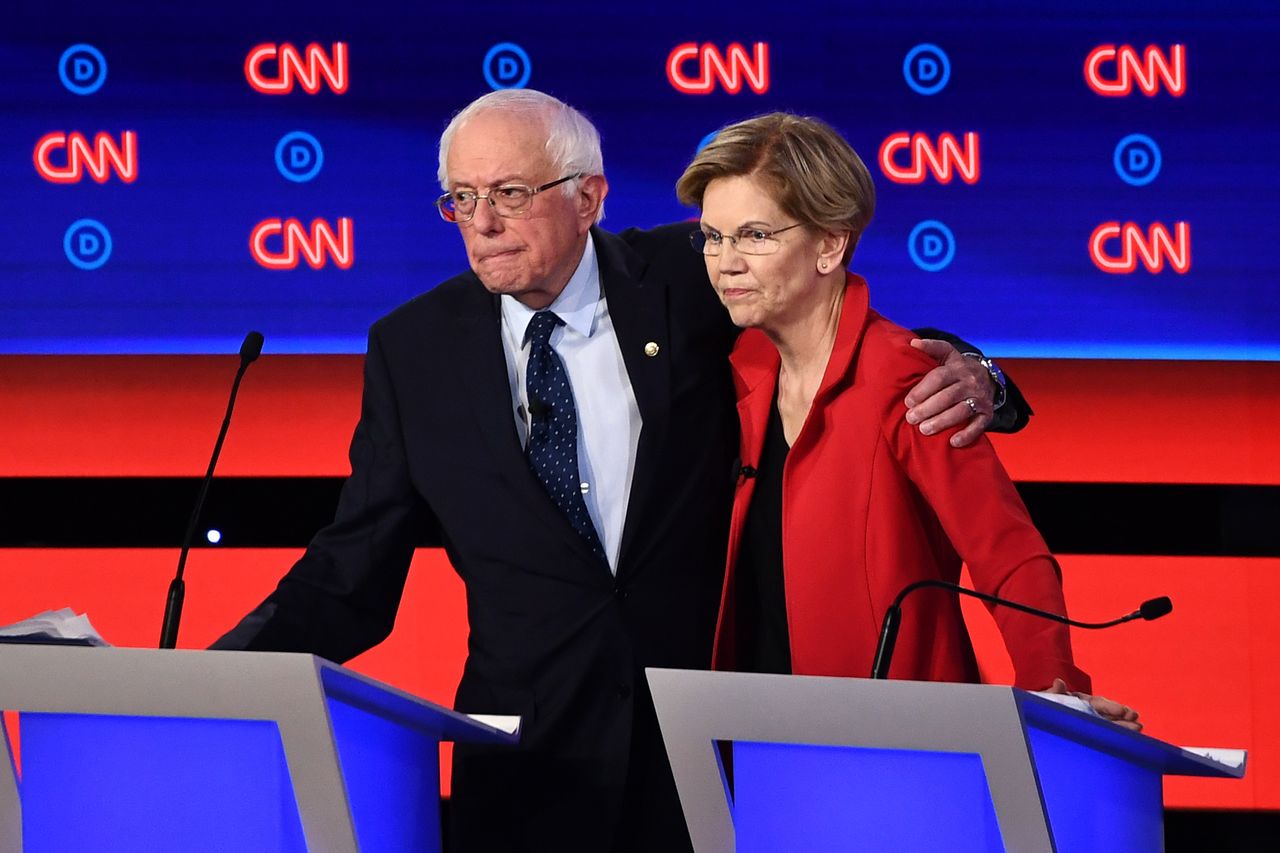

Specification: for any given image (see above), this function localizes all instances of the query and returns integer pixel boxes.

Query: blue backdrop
[3,0,1276,358]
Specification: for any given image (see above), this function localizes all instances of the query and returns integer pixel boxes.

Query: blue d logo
[59,44,108,95]
[695,129,721,155]
[908,220,956,272]
[275,131,324,183]
[64,219,113,270]
[484,43,532,90]
[903,44,950,96]
[1113,134,1161,187]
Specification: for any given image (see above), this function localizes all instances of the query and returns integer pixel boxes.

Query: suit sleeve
[884,349,1089,693]
[210,325,432,662]
[910,326,1032,434]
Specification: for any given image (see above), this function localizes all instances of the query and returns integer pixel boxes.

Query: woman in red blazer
[676,113,1138,724]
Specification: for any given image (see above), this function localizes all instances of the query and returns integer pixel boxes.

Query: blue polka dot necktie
[524,311,606,562]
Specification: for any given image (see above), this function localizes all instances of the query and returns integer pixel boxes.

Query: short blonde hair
[676,113,875,263]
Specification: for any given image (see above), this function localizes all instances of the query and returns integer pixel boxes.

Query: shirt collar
[501,233,600,347]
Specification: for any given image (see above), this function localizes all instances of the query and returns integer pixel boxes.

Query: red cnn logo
[245,42,349,94]
[250,218,354,270]
[667,42,769,94]
[1085,44,1185,96]
[1089,221,1191,274]
[879,132,980,185]
[34,131,137,184]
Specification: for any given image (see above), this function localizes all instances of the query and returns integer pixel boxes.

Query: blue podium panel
[327,694,442,853]
[733,741,1003,852]
[20,712,305,853]
[1027,724,1163,852]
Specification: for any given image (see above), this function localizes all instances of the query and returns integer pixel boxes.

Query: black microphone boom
[869,579,1171,680]
[158,331,264,649]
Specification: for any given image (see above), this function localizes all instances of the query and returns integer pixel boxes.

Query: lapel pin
[644,341,660,357]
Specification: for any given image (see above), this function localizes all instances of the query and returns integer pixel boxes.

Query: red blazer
[712,275,1091,693]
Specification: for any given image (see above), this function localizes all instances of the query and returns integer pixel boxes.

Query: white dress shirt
[498,234,642,574]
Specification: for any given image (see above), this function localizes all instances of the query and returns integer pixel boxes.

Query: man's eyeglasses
[436,173,582,223]
[690,223,803,256]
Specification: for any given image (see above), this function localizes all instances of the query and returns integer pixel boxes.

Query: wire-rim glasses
[690,223,803,256]
[436,173,583,223]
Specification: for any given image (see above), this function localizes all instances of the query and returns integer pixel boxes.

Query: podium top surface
[1015,689,1244,779]
[645,668,1244,780]
[0,646,516,745]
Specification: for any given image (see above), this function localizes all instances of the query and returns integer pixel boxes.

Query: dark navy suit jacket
[214,224,739,852]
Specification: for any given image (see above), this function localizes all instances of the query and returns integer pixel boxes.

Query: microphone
[240,330,264,363]
[869,579,1171,680]
[1139,596,1173,620]
[527,398,550,419]
[732,458,757,482]
[158,331,265,649]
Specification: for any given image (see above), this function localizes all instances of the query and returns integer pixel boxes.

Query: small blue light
[205,529,222,544]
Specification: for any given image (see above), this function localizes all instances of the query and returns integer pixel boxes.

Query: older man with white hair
[215,88,1019,852]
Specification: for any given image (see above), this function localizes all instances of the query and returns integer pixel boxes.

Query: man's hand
[1046,678,1143,732]
[904,338,994,448]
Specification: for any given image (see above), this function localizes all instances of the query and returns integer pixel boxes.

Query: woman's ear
[817,230,850,273]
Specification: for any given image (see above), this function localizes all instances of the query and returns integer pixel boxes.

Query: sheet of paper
[465,714,521,735]
[1180,746,1247,770]
[0,608,109,646]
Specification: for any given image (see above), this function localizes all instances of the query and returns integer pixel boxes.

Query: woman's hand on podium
[1046,677,1143,732]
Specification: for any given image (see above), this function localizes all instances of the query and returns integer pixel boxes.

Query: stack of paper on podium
[0,609,106,646]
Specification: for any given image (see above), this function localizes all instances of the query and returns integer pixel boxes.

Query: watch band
[962,351,1007,411]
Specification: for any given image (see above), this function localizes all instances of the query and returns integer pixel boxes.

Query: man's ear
[578,174,608,230]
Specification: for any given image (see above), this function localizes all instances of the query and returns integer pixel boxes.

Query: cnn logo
[1085,44,1185,96]
[251,218,354,270]
[879,133,979,185]
[34,131,137,184]
[245,42,349,94]
[1089,222,1191,274]
[667,42,769,95]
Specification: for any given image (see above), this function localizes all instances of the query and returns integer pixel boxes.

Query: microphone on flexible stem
[158,331,264,649]
[869,578,1171,679]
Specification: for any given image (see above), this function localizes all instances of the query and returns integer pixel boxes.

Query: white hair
[437,88,606,222]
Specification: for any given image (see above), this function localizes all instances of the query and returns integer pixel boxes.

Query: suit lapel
[594,228,672,580]
[730,329,781,475]
[449,230,676,580]
[450,276,580,544]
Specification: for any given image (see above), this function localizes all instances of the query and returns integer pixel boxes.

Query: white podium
[0,646,516,852]
[647,668,1245,853]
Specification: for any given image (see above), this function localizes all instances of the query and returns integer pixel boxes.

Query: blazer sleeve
[210,325,433,662]
[883,349,1090,693]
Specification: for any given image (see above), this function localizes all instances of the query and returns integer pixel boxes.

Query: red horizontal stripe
[3,549,1275,807]
[2,356,1277,483]
[989,359,1280,485]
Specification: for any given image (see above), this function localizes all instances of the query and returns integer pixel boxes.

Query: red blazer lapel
[712,274,872,668]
